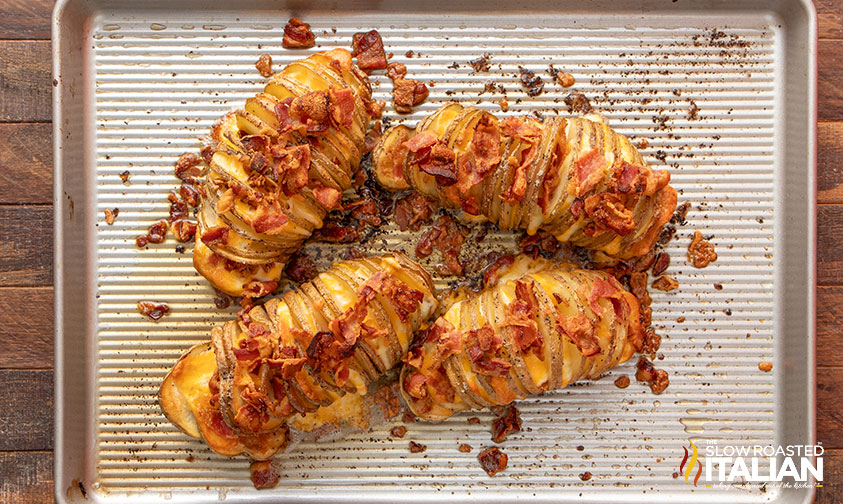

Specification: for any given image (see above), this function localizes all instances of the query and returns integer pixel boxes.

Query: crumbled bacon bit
[253,205,289,234]
[579,471,593,481]
[758,361,773,372]
[478,447,508,476]
[482,254,515,288]
[351,30,387,71]
[636,356,669,394]
[572,150,607,198]
[255,54,273,77]
[390,426,407,438]
[556,312,600,357]
[250,460,280,489]
[171,220,197,242]
[312,185,342,210]
[135,235,149,248]
[174,152,202,183]
[104,208,118,225]
[284,251,318,284]
[518,66,544,97]
[201,226,229,246]
[282,18,316,49]
[651,252,670,276]
[459,443,472,453]
[584,192,635,236]
[141,220,168,245]
[518,231,561,260]
[714,283,723,290]
[505,281,542,353]
[179,183,201,207]
[416,215,465,275]
[564,91,592,114]
[468,417,480,425]
[386,62,407,80]
[363,97,385,119]
[688,231,717,268]
[200,145,214,165]
[409,441,427,453]
[469,54,491,73]
[614,376,630,389]
[213,289,232,309]
[393,192,437,232]
[328,87,355,130]
[457,115,501,196]
[363,121,383,154]
[492,405,522,443]
[392,78,429,114]
[119,170,131,183]
[311,221,360,243]
[274,145,311,197]
[465,325,510,376]
[138,301,169,320]
[652,276,679,292]
[556,72,575,88]
[637,139,650,150]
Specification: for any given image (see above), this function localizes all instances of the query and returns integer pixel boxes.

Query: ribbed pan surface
[90,10,779,503]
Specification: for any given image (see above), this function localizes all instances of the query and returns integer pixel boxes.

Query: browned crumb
[459,443,472,453]
[255,54,273,77]
[688,231,717,268]
[564,91,592,114]
[579,471,592,481]
[637,139,650,150]
[518,66,544,96]
[677,316,686,323]
[250,460,279,489]
[469,54,492,73]
[652,276,679,292]
[119,170,131,183]
[758,361,773,372]
[409,441,426,453]
[405,50,415,58]
[556,72,575,87]
[104,208,118,225]
[498,98,509,112]
[576,445,584,451]
[137,301,169,321]
[468,417,480,425]
[613,376,630,389]
[688,101,700,120]
[390,426,407,438]
[478,447,508,476]
[714,283,724,290]
[492,405,521,443]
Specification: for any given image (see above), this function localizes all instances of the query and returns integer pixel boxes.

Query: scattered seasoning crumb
[175,245,185,254]
[654,150,667,162]
[255,54,273,77]
[556,72,575,88]
[758,361,773,372]
[518,66,544,96]
[468,417,480,425]
[186,455,194,462]
[405,50,415,58]
[409,441,426,453]
[119,170,131,183]
[688,101,700,120]
[637,139,649,150]
[137,301,170,321]
[677,316,686,323]
[614,376,630,389]
[579,471,592,482]
[724,308,732,316]
[688,231,718,268]
[390,426,408,438]
[492,405,522,443]
[576,445,584,451]
[459,443,472,453]
[469,53,492,73]
[714,283,724,290]
[563,91,592,114]
[250,460,280,489]
[282,18,315,49]
[478,447,508,476]
[104,208,118,225]
[652,276,679,292]
[498,98,509,112]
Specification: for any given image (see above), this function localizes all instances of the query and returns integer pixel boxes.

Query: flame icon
[679,441,703,487]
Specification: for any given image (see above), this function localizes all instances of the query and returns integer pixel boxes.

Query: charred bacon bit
[415,141,456,186]
[518,231,561,260]
[363,97,386,119]
[469,53,492,73]
[518,66,544,97]
[390,425,408,438]
[250,460,280,489]
[119,170,131,183]
[171,220,198,243]
[636,356,669,394]
[492,405,522,443]
[213,289,232,309]
[277,92,331,135]
[478,447,508,476]
[651,252,670,276]
[104,208,118,225]
[201,226,229,246]
[584,192,636,236]
[282,18,316,49]
[614,375,630,389]
[284,251,319,284]
[392,78,429,114]
[168,193,189,222]
[351,30,387,71]
[564,91,593,114]
[311,221,360,243]
[364,271,424,322]
[255,54,273,77]
[482,254,515,288]
[688,231,717,268]
[416,215,466,275]
[138,301,170,321]
[466,325,511,376]
[175,152,202,183]
[459,443,472,453]
[393,192,437,232]
[652,275,679,292]
[200,145,214,165]
[409,441,427,453]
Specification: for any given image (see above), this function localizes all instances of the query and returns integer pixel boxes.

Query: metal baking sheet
[53,0,817,502]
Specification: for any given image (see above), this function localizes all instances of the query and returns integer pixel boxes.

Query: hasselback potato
[193,48,374,297]
[399,255,645,421]
[159,253,438,458]
[373,102,677,260]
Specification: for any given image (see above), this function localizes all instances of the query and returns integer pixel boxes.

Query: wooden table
[1,1,841,501]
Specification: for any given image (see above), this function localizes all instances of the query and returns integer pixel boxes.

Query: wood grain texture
[818,286,843,368]
[816,449,843,504]
[820,121,843,204]
[0,287,52,369]
[819,367,843,450]
[818,0,843,40]
[818,204,843,285]
[0,41,51,123]
[0,123,52,204]
[0,205,52,286]
[0,452,53,504]
[0,0,55,40]
[0,370,52,451]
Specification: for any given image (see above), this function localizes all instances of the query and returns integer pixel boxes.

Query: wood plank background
[0,0,837,502]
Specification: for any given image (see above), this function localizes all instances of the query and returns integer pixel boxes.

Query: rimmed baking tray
[53,0,816,502]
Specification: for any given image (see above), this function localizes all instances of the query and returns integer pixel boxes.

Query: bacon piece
[392,78,429,114]
[500,143,535,204]
[555,312,599,356]
[364,271,424,322]
[569,198,584,219]
[386,62,407,80]
[363,97,385,119]
[175,152,202,183]
[137,301,169,321]
[393,192,437,232]
[465,325,511,376]
[250,460,279,489]
[404,132,437,153]
[652,275,679,291]
[171,220,197,243]
[273,145,311,196]
[104,208,117,225]
[415,215,465,275]
[404,371,428,399]
[457,116,501,195]
[216,188,235,214]
[255,54,273,78]
[501,117,541,139]
[179,183,201,207]
[492,405,522,443]
[282,18,316,49]
[612,161,642,194]
[417,142,456,186]
[505,280,542,353]
[311,221,359,243]
[482,254,515,288]
[478,447,508,476]
[243,280,277,298]
[584,192,636,236]
[200,226,229,246]
[572,149,607,198]
[351,30,387,71]
[311,185,342,210]
[328,87,355,129]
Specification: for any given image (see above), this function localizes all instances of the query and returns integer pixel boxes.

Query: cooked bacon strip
[328,87,355,129]
[572,149,607,198]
